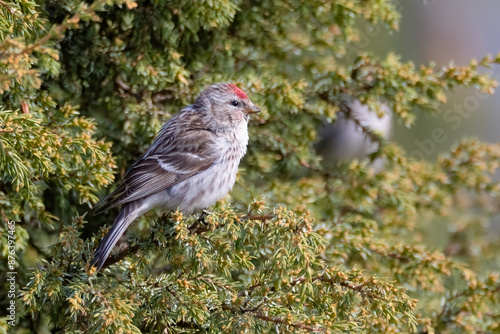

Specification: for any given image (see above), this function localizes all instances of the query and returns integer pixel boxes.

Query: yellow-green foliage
[1,0,500,333]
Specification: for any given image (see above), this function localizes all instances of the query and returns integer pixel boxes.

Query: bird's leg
[189,210,212,233]
[197,209,213,225]
[161,211,173,220]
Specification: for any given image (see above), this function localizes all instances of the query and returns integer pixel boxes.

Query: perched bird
[91,83,260,270]
[315,99,392,173]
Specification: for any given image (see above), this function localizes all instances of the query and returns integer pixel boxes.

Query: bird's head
[196,83,261,127]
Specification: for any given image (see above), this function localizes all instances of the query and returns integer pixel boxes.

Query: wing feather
[94,110,218,214]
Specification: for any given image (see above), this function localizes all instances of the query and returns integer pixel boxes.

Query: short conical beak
[246,104,261,114]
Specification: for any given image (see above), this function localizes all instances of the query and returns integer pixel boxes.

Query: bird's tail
[90,202,144,270]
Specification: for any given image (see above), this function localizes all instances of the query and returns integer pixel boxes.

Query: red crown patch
[228,84,248,99]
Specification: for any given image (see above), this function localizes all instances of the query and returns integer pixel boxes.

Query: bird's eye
[231,100,239,107]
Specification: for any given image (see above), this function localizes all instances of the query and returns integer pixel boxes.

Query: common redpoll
[315,99,392,172]
[91,83,260,270]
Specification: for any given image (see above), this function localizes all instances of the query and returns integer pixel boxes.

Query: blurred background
[367,0,500,245]
[376,0,500,159]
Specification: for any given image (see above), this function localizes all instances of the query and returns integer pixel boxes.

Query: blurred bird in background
[315,99,392,173]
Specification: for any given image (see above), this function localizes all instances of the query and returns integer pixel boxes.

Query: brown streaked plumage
[91,83,260,270]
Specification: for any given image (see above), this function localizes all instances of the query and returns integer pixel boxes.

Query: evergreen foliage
[1,0,500,333]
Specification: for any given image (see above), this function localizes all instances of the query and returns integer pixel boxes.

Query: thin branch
[0,129,17,133]
[4,0,108,59]
[0,0,21,15]
[188,222,211,234]
[242,214,275,221]
[100,244,140,269]
[221,304,325,333]
[195,276,235,291]
[431,283,500,332]
[292,275,386,302]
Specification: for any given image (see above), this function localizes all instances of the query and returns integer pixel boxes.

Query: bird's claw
[197,209,213,225]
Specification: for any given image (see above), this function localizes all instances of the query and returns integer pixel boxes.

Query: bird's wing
[94,114,219,214]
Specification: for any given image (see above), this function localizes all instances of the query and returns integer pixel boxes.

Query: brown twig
[188,222,211,234]
[242,214,275,221]
[221,304,325,332]
[0,0,21,15]
[100,244,140,269]
[291,275,386,302]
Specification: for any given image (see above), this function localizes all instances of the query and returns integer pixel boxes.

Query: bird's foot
[197,209,213,225]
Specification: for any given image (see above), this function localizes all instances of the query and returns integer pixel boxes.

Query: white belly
[146,133,247,214]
